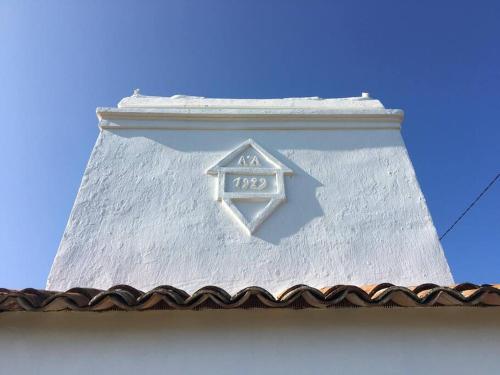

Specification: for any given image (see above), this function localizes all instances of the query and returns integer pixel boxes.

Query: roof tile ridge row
[1,284,499,312]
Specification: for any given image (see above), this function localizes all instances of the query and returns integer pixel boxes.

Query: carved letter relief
[207,139,293,234]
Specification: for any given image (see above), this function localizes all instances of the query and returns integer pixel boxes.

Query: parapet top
[118,92,386,111]
[97,91,403,129]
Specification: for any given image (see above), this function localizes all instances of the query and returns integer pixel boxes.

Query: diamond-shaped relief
[206,139,293,234]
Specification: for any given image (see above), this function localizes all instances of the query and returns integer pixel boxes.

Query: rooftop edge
[97,92,403,129]
[1,283,499,312]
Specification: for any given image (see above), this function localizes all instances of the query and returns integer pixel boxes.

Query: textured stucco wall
[47,122,452,293]
[1,309,499,374]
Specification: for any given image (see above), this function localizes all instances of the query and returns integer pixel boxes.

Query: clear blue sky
[1,1,498,289]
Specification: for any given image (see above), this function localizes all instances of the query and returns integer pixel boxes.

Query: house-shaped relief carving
[207,139,293,234]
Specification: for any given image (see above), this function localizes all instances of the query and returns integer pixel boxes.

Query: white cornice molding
[97,107,403,130]
[97,94,404,130]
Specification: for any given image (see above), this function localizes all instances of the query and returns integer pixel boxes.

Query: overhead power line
[439,173,499,241]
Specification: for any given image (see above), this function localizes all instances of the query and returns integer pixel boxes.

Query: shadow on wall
[253,155,324,245]
[110,128,402,152]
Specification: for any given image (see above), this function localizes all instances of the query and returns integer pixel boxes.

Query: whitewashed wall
[47,96,453,293]
[48,128,452,292]
[1,309,499,374]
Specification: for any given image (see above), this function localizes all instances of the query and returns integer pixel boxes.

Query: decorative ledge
[1,284,499,312]
[97,93,403,129]
[97,107,404,130]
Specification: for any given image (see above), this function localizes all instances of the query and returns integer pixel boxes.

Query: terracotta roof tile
[1,284,499,312]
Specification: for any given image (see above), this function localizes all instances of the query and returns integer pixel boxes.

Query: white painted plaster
[98,93,404,127]
[117,93,387,110]
[1,309,499,374]
[47,94,453,293]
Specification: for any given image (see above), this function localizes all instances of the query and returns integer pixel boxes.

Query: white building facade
[2,308,500,374]
[48,93,453,293]
[2,93,499,375]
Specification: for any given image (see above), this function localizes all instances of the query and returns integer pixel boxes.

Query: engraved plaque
[225,174,277,194]
[206,139,293,234]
